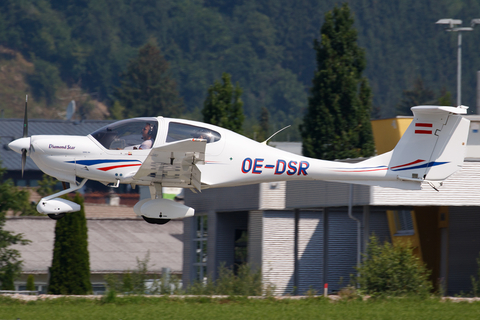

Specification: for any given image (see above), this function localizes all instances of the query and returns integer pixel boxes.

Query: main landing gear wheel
[142,216,171,225]
[47,213,66,220]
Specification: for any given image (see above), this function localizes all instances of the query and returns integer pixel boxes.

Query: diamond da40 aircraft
[8,99,470,224]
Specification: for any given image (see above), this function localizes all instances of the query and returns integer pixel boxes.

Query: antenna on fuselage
[261,125,291,145]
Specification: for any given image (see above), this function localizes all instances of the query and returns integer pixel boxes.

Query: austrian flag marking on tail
[415,123,433,134]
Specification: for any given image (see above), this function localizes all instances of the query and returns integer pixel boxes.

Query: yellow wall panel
[371,117,413,155]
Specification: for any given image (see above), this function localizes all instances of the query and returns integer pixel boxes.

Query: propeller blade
[23,95,28,138]
[21,95,29,177]
[21,149,26,177]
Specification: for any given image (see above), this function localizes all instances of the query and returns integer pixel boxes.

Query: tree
[396,77,436,116]
[300,3,375,160]
[202,72,245,133]
[0,166,31,289]
[48,193,92,294]
[109,100,126,120]
[37,174,58,198]
[437,88,453,107]
[257,106,270,141]
[27,59,63,105]
[396,78,453,116]
[114,43,183,118]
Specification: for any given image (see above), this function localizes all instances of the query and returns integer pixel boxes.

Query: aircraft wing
[133,139,207,191]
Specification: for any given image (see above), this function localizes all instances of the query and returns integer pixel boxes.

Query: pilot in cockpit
[134,123,155,150]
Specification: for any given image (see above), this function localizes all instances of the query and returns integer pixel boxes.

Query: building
[7,216,183,294]
[182,115,480,296]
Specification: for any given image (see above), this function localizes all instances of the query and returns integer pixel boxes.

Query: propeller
[21,95,28,177]
[7,95,32,173]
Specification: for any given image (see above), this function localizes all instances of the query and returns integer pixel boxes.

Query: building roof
[0,118,114,171]
[6,217,183,274]
[83,204,137,219]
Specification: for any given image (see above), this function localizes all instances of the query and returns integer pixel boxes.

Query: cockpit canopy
[90,118,158,150]
[90,118,222,150]
[166,122,221,143]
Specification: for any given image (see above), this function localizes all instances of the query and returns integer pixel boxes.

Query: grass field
[1,296,480,320]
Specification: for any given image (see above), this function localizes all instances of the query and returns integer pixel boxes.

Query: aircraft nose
[8,137,31,154]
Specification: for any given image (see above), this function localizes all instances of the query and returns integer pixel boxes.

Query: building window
[193,215,208,282]
[29,179,40,187]
[392,210,415,236]
[17,284,47,294]
[234,229,248,274]
[92,283,106,295]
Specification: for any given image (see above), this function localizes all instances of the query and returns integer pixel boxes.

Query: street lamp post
[436,19,480,107]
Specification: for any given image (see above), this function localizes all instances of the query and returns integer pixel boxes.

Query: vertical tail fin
[389,105,469,183]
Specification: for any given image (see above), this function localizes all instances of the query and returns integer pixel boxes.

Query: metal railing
[0,290,38,295]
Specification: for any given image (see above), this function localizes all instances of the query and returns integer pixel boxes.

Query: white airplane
[8,98,470,224]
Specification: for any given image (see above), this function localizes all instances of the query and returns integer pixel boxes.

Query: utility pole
[436,19,480,106]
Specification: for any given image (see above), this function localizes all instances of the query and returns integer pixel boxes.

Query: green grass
[1,296,480,320]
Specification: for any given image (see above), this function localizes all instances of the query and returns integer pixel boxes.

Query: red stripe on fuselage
[390,159,424,170]
[97,164,142,171]
[333,167,388,173]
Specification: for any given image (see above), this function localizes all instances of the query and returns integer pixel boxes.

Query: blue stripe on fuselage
[66,159,142,166]
[391,161,449,171]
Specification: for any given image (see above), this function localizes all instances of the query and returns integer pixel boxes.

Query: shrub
[26,274,35,291]
[353,235,432,297]
[104,252,182,296]
[188,263,263,296]
[470,252,480,297]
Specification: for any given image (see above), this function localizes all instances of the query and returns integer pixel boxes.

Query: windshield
[167,122,221,143]
[90,118,158,150]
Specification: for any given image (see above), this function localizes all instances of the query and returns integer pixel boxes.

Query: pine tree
[48,193,92,294]
[114,43,183,118]
[202,73,245,133]
[300,3,374,160]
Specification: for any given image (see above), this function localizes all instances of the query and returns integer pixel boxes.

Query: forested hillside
[1,0,479,140]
